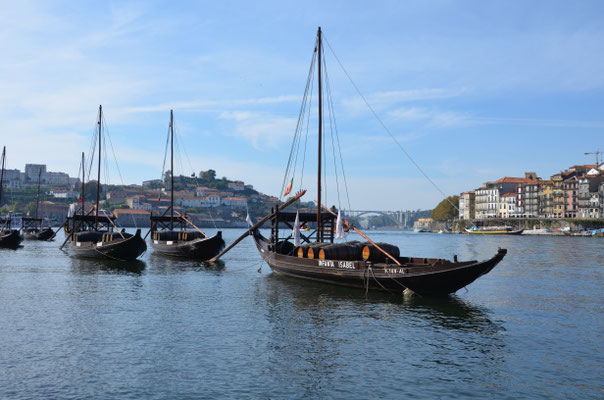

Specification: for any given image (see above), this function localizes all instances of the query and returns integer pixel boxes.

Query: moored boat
[0,147,24,248]
[148,110,224,260]
[21,169,54,240]
[244,28,507,296]
[465,226,523,235]
[64,106,146,261]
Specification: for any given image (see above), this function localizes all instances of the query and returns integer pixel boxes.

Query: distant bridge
[344,210,410,228]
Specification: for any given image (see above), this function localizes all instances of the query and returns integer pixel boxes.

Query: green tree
[84,181,100,202]
[430,196,459,221]
[199,169,216,181]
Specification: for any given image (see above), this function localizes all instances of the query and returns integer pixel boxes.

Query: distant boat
[21,169,54,240]
[149,110,225,260]
[465,226,523,235]
[64,106,146,261]
[0,146,24,248]
[414,226,430,233]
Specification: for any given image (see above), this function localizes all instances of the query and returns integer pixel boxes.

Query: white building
[221,196,247,208]
[50,189,77,199]
[44,171,70,185]
[227,181,245,191]
[475,187,497,219]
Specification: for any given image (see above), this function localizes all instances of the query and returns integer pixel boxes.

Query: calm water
[1,229,602,399]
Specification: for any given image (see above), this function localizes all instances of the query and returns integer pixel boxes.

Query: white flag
[246,212,253,227]
[68,203,76,217]
[335,209,345,239]
[293,210,301,247]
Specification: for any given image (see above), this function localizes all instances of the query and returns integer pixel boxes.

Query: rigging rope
[280,40,318,200]
[323,34,460,212]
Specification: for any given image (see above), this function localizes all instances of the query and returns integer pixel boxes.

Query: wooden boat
[0,146,24,248]
[148,110,225,260]
[22,220,54,240]
[248,28,507,296]
[21,169,54,240]
[64,106,146,261]
[465,226,523,235]
[66,214,146,260]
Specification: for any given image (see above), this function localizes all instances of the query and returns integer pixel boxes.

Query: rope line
[323,34,459,212]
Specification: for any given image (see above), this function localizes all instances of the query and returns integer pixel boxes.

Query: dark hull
[69,229,147,261]
[23,227,55,241]
[150,232,225,260]
[0,230,23,248]
[253,230,506,296]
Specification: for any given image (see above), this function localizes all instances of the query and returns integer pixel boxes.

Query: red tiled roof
[489,177,533,184]
[569,164,596,169]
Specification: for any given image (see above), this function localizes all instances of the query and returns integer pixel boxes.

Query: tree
[199,169,216,181]
[163,170,172,183]
[84,181,100,201]
[430,195,459,221]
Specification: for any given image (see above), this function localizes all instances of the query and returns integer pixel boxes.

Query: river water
[1,229,602,399]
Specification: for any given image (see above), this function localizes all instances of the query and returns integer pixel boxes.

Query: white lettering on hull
[385,268,406,274]
[318,260,355,270]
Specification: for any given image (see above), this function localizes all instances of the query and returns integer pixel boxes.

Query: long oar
[49,219,68,240]
[101,210,125,239]
[319,203,401,266]
[174,210,207,237]
[208,190,307,262]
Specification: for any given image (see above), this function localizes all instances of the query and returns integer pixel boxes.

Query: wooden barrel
[361,242,400,263]
[276,240,295,255]
[303,243,331,259]
[318,242,363,261]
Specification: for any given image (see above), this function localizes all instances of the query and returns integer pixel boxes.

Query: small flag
[284,178,293,196]
[78,193,83,203]
[293,210,301,247]
[335,209,345,239]
[246,212,253,228]
[26,211,30,216]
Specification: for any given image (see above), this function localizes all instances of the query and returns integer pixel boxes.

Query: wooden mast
[0,147,5,209]
[316,26,323,242]
[35,169,41,220]
[170,109,174,230]
[81,152,85,217]
[95,105,102,230]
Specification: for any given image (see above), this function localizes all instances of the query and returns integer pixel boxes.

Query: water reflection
[70,257,146,275]
[262,273,503,334]
[258,272,507,396]
[148,253,225,274]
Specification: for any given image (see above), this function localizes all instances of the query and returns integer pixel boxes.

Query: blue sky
[1,1,603,210]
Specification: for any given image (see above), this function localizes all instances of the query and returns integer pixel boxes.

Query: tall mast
[95,105,102,230]
[0,147,5,207]
[316,27,323,242]
[81,152,85,217]
[35,169,41,219]
[170,109,174,230]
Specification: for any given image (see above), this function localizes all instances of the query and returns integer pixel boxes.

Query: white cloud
[218,111,297,149]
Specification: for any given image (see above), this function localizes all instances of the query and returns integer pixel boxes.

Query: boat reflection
[149,252,225,274]
[70,257,146,275]
[262,272,504,334]
[258,273,507,393]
